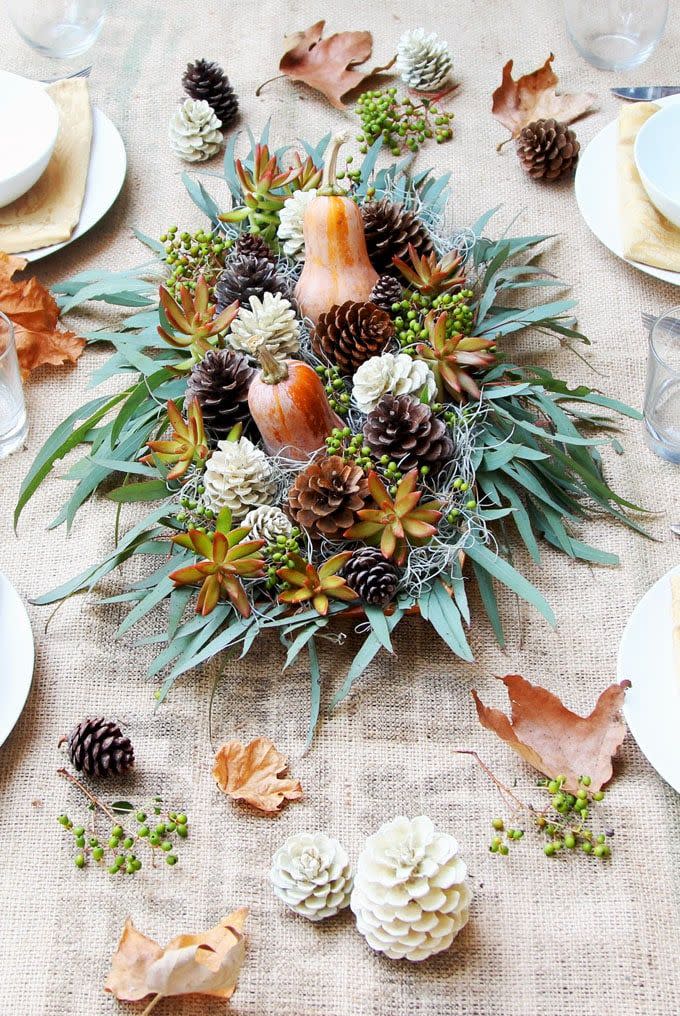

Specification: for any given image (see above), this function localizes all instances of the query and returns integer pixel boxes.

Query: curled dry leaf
[492,53,596,140]
[213,736,303,813]
[471,674,630,793]
[0,252,85,377]
[104,909,247,1012]
[277,20,394,110]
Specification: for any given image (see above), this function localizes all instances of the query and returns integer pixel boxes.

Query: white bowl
[0,71,59,209]
[634,103,680,229]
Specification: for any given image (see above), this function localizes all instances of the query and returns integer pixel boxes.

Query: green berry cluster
[58,797,188,875]
[264,529,301,590]
[325,427,374,471]
[355,89,454,156]
[391,289,475,352]
[161,225,232,297]
[431,289,475,335]
[446,478,476,523]
[489,775,612,861]
[176,486,213,527]
[315,364,351,416]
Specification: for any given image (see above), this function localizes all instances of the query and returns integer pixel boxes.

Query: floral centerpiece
[16,128,644,742]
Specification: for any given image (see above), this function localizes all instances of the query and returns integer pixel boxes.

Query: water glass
[0,312,28,459]
[5,0,108,59]
[644,309,680,464]
[563,0,668,71]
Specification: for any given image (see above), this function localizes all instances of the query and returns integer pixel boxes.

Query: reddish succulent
[157,276,238,366]
[141,399,208,480]
[417,310,496,401]
[344,470,442,566]
[392,244,466,297]
[277,552,359,616]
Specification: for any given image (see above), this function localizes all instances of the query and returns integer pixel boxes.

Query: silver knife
[611,85,680,101]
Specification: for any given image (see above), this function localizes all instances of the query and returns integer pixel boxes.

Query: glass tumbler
[0,312,28,459]
[644,309,680,464]
[5,0,108,59]
[563,0,668,71]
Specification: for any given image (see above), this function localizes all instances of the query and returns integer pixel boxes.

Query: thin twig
[56,767,118,823]
[141,994,163,1016]
[453,749,528,813]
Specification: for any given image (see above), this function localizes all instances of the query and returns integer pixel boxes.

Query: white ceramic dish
[575,93,680,287]
[634,104,680,229]
[618,564,680,794]
[0,571,35,748]
[0,71,59,208]
[20,105,126,262]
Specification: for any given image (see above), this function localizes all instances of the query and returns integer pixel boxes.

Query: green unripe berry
[564,833,576,849]
[108,836,120,849]
[176,813,188,825]
[160,841,173,852]
[112,825,124,838]
[75,853,86,869]
[123,837,134,849]
[73,825,85,837]
[92,847,104,861]
[544,843,556,857]
[166,854,178,866]
[593,790,604,801]
[491,818,504,831]
[149,833,161,847]
[581,840,593,854]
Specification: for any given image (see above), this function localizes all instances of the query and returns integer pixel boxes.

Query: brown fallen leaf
[471,675,630,793]
[213,736,303,813]
[277,20,394,110]
[0,252,85,377]
[492,53,596,141]
[104,909,247,1013]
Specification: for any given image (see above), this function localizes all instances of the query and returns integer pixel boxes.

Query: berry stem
[56,767,118,823]
[141,993,163,1016]
[454,749,528,813]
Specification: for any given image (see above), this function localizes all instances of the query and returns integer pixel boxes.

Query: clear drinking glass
[563,0,668,71]
[5,0,108,59]
[644,309,680,464]
[0,312,28,459]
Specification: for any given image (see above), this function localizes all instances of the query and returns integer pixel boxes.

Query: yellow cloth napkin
[0,79,92,255]
[618,101,680,272]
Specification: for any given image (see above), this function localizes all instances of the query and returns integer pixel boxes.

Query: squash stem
[320,132,349,195]
[255,342,288,384]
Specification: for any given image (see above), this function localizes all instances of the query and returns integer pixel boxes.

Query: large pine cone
[312,302,395,375]
[363,394,454,471]
[516,119,580,181]
[214,253,290,312]
[288,455,369,539]
[66,717,134,778]
[185,348,254,440]
[234,233,275,261]
[182,59,239,129]
[361,198,434,276]
[342,547,399,608]
[369,274,403,313]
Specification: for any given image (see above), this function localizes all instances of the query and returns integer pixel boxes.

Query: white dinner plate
[0,571,35,748]
[618,564,680,794]
[20,105,126,262]
[575,93,680,287]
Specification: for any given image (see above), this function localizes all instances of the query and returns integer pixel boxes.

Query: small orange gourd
[247,345,343,461]
[295,133,378,324]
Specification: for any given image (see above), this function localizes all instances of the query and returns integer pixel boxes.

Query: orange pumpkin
[248,345,343,461]
[295,133,378,324]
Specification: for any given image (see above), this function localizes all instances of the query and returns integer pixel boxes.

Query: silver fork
[39,65,92,84]
[672,523,680,538]
[642,311,680,333]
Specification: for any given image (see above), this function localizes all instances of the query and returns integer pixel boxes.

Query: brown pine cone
[288,455,369,539]
[361,198,434,276]
[185,348,254,440]
[66,717,134,778]
[182,59,239,129]
[312,301,395,374]
[214,253,290,312]
[369,274,403,313]
[341,547,399,608]
[363,394,454,472]
[234,233,275,261]
[516,119,580,181]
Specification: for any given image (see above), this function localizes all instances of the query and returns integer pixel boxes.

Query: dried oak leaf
[213,736,303,813]
[0,253,85,377]
[471,674,630,793]
[492,53,596,139]
[104,909,247,1006]
[278,20,393,110]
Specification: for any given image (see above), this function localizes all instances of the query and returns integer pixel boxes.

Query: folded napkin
[618,101,680,273]
[0,79,92,255]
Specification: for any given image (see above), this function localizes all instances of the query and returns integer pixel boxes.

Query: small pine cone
[66,717,134,778]
[288,455,369,539]
[312,301,395,375]
[396,29,453,92]
[363,394,454,472]
[185,348,254,440]
[270,832,353,921]
[341,547,399,608]
[168,99,223,163]
[234,233,275,261]
[369,275,403,313]
[182,58,239,129]
[361,199,434,276]
[516,119,580,182]
[214,253,290,312]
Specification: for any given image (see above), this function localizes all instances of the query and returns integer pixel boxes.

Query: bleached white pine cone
[350,815,471,961]
[227,292,300,358]
[270,832,353,921]
[168,99,223,163]
[396,29,453,92]
[277,189,318,260]
[242,505,293,544]
[352,352,436,413]
[203,436,276,518]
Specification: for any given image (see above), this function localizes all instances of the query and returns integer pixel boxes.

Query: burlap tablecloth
[1,3,679,1013]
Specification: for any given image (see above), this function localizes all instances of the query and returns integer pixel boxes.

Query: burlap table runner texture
[1,2,679,1013]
